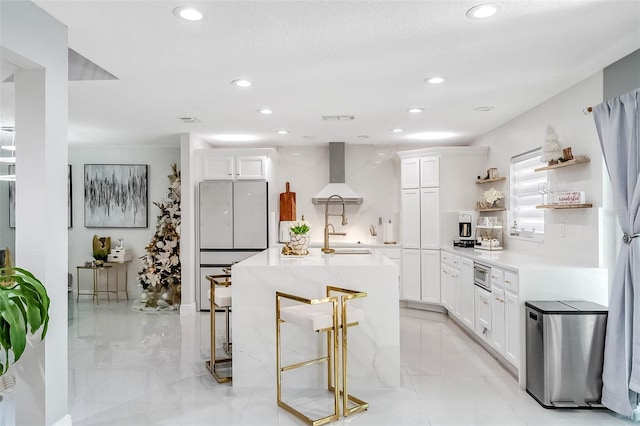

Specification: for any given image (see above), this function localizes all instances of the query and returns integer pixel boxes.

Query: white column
[1,2,70,425]
[180,133,197,312]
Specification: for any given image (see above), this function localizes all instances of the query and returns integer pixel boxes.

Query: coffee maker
[454,211,477,247]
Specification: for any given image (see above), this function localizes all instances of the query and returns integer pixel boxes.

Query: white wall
[270,145,400,244]
[68,146,180,299]
[471,72,611,267]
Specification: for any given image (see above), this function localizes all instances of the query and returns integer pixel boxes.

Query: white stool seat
[214,287,232,308]
[280,303,363,332]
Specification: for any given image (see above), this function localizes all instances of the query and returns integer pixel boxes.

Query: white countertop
[236,247,398,268]
[441,245,601,271]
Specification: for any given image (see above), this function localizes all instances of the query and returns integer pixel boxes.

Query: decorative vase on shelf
[289,232,310,255]
[92,235,111,261]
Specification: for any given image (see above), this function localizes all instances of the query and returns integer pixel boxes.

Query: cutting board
[279,182,296,221]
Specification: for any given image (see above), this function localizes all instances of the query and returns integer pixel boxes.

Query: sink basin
[332,249,372,255]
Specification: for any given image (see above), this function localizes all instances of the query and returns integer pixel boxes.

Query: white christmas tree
[137,164,181,309]
[541,125,563,163]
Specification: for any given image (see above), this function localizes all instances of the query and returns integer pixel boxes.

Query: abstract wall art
[84,164,148,228]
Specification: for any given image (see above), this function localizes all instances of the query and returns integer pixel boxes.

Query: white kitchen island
[231,247,400,390]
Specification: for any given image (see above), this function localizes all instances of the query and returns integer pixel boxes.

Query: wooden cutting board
[279,182,296,221]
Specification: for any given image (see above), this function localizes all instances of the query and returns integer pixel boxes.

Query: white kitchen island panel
[232,248,401,390]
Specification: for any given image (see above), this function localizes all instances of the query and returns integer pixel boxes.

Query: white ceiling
[2,1,639,148]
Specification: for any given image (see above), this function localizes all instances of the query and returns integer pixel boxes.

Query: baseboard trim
[179,302,197,315]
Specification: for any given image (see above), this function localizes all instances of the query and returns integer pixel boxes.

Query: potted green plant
[0,264,50,376]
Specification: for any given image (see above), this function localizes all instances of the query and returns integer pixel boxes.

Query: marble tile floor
[68,300,635,426]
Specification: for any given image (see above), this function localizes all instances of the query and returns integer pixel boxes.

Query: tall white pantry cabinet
[398,147,488,306]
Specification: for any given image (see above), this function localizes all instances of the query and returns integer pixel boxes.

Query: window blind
[510,148,546,240]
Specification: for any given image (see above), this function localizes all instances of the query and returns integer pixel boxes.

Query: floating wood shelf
[476,207,506,212]
[536,203,593,209]
[534,156,590,172]
[476,177,506,184]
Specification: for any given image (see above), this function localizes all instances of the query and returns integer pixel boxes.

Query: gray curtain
[594,88,640,418]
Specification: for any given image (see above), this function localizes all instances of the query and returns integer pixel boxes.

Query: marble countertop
[236,247,398,268]
[272,241,402,249]
[441,245,601,271]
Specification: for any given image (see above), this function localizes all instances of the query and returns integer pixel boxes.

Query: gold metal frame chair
[276,291,340,426]
[206,272,232,383]
[275,286,368,425]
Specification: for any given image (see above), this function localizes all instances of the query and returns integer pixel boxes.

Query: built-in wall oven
[473,262,491,291]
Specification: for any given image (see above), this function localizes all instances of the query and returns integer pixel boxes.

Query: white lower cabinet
[440,263,449,308]
[505,290,520,368]
[491,287,506,355]
[401,249,421,301]
[474,286,492,342]
[420,250,441,303]
[460,257,475,329]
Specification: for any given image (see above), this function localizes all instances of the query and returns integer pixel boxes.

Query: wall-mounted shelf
[534,156,590,172]
[476,207,506,212]
[476,177,506,184]
[536,203,593,209]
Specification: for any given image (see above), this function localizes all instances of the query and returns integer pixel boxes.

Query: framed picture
[84,164,148,228]
[9,164,74,228]
[8,165,14,229]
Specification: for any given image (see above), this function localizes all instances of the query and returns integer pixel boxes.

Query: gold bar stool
[206,272,232,383]
[326,286,369,417]
[276,286,368,425]
[276,292,340,426]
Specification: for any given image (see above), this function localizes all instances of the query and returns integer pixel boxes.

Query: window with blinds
[509,148,547,241]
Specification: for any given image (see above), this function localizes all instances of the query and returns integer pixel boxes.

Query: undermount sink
[332,249,372,255]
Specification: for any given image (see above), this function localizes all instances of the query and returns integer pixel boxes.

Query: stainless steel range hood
[312,142,363,205]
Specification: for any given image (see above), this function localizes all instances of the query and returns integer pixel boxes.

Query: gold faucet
[322,194,347,253]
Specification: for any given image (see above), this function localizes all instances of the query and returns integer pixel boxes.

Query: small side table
[76,265,114,304]
[105,260,132,300]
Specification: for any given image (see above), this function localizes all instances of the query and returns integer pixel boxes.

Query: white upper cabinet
[420,156,440,188]
[236,156,267,180]
[202,154,267,180]
[401,189,421,249]
[202,156,235,180]
[420,188,440,249]
[401,158,421,189]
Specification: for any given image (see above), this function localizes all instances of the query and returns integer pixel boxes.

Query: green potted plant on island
[288,217,311,255]
[0,250,50,377]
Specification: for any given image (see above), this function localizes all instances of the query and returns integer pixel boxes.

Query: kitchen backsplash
[270,145,400,244]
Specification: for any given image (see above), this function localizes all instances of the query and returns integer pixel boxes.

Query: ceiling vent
[178,117,201,123]
[322,115,355,121]
[312,142,363,205]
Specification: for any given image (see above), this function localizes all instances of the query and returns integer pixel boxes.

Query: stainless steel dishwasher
[525,300,607,408]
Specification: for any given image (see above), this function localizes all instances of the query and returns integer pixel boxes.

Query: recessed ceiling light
[407,131,456,141]
[392,128,404,133]
[173,6,203,21]
[258,109,273,114]
[425,76,445,84]
[357,135,369,139]
[277,130,289,134]
[211,134,258,142]
[474,106,494,112]
[232,79,252,87]
[466,3,498,19]
[407,108,424,113]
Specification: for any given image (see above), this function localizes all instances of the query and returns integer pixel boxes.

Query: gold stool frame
[276,292,340,426]
[206,273,232,383]
[326,286,369,417]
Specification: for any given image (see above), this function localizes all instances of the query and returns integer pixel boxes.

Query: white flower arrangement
[484,187,505,205]
[289,219,311,235]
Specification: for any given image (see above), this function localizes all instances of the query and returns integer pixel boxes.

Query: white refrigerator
[198,181,268,310]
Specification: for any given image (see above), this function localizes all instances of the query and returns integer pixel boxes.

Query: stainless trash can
[525,300,607,408]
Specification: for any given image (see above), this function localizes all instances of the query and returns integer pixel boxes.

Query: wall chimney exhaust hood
[312,142,363,205]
